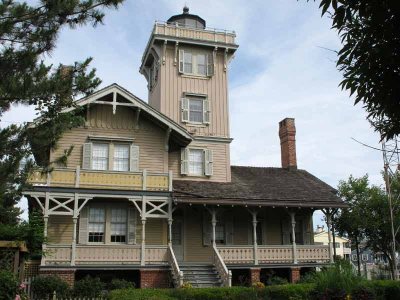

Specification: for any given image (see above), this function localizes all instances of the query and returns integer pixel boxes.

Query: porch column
[71,218,77,266]
[251,211,258,265]
[168,219,173,246]
[289,211,298,264]
[141,219,146,266]
[141,196,146,266]
[211,209,217,247]
[325,210,334,263]
[41,193,50,266]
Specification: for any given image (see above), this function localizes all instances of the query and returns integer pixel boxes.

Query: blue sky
[1,0,384,226]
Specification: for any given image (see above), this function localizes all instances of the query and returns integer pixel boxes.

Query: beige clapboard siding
[149,45,230,138]
[184,207,212,262]
[50,105,166,173]
[136,218,167,245]
[47,216,74,244]
[169,141,231,182]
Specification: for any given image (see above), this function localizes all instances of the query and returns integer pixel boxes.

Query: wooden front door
[172,219,184,261]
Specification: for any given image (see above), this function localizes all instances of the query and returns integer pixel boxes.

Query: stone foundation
[39,269,76,287]
[140,268,170,288]
[290,267,301,283]
[249,268,261,284]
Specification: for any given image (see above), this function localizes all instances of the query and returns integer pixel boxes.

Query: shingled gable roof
[173,166,346,208]
[63,83,193,144]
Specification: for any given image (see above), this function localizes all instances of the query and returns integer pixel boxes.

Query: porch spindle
[211,209,217,247]
[289,212,298,264]
[252,212,258,265]
[325,211,334,263]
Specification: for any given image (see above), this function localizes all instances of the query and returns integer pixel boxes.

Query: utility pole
[381,136,400,280]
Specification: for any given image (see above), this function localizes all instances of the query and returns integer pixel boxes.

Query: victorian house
[25,8,345,288]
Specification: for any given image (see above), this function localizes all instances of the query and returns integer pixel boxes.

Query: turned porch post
[325,210,334,263]
[289,211,298,264]
[168,198,173,246]
[251,211,259,265]
[211,209,217,247]
[71,193,79,266]
[141,196,147,266]
[41,192,50,266]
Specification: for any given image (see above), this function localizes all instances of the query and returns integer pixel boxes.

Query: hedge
[109,281,400,300]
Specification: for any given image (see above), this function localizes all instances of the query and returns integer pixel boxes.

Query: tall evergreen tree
[0,0,124,228]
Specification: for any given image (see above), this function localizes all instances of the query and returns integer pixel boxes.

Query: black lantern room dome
[167,6,206,29]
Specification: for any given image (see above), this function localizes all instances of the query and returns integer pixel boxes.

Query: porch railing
[43,244,168,266]
[168,244,183,287]
[153,21,237,45]
[213,245,232,287]
[218,245,330,265]
[28,167,172,191]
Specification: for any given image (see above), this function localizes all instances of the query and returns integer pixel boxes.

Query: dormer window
[179,49,213,76]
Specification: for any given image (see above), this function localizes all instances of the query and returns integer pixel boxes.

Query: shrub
[364,280,400,300]
[266,283,315,300]
[110,288,175,300]
[73,275,105,297]
[0,271,19,300]
[172,287,258,300]
[351,286,375,300]
[31,275,70,299]
[109,278,135,290]
[311,260,364,294]
[270,276,289,285]
[252,281,265,289]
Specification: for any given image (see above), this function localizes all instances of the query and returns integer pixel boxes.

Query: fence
[21,278,105,300]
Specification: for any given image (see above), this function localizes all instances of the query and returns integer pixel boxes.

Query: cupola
[167,6,206,29]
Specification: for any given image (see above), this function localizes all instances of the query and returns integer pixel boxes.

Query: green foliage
[266,283,315,300]
[109,278,136,290]
[73,275,105,297]
[335,173,400,279]
[311,260,364,294]
[110,288,176,300]
[0,271,18,300]
[269,276,289,285]
[0,0,125,229]
[31,276,70,299]
[312,0,400,140]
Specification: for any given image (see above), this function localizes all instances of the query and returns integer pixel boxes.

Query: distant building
[351,247,390,279]
[314,225,351,259]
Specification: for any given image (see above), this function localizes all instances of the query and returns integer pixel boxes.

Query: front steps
[179,264,222,288]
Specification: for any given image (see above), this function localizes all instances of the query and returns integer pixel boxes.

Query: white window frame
[179,49,213,77]
[362,254,368,261]
[181,95,210,125]
[113,143,130,172]
[110,208,128,243]
[92,143,109,171]
[88,207,106,243]
[188,148,204,176]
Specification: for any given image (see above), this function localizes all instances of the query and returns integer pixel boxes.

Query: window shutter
[203,99,210,124]
[178,49,184,73]
[181,98,189,122]
[204,149,213,176]
[82,142,92,169]
[302,217,312,245]
[281,218,291,245]
[128,207,137,244]
[225,218,234,245]
[130,144,139,172]
[203,211,212,246]
[206,53,214,76]
[78,206,88,244]
[180,148,189,175]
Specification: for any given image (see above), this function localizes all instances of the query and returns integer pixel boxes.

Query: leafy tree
[0,1,124,228]
[335,175,369,276]
[335,174,400,279]
[312,0,400,140]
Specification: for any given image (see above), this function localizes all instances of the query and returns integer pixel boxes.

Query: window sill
[181,74,211,80]
[186,123,209,128]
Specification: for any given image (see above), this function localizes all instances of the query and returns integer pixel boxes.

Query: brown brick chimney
[279,118,297,170]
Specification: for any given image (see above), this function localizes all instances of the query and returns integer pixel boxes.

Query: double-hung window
[111,208,127,243]
[179,49,213,76]
[188,149,204,176]
[113,144,129,171]
[92,144,108,170]
[181,95,210,124]
[215,224,225,244]
[88,208,105,242]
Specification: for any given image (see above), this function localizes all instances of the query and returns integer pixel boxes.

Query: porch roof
[173,166,347,208]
